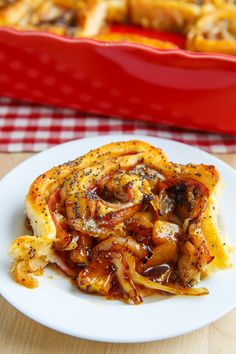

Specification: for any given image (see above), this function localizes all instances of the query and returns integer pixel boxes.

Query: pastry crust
[9,141,230,301]
[187,10,236,55]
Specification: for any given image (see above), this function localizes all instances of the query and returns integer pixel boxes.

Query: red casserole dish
[0,26,236,134]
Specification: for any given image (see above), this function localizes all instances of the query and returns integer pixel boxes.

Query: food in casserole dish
[0,0,236,54]
[128,0,213,32]
[214,0,236,11]
[0,0,177,48]
[9,141,231,304]
[105,0,127,22]
[187,10,236,55]
[0,0,108,36]
[0,0,235,55]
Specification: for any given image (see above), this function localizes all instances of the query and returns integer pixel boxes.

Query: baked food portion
[128,0,214,32]
[0,0,107,37]
[0,0,43,25]
[105,0,127,22]
[51,0,107,36]
[9,141,230,304]
[187,10,236,55]
[1,0,236,55]
[214,0,236,11]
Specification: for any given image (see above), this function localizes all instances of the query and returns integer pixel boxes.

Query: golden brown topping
[0,0,16,8]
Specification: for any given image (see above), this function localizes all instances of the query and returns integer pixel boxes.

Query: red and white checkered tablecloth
[0,97,236,153]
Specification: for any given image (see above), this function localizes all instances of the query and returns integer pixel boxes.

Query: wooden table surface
[1,152,236,354]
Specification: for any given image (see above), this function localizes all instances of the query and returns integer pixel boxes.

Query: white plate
[0,135,236,343]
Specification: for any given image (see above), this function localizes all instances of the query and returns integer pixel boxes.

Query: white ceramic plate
[0,135,236,343]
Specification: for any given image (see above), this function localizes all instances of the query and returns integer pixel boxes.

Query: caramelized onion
[144,242,177,269]
[133,271,209,296]
[92,235,148,260]
[125,252,208,296]
[112,253,142,304]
